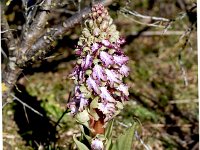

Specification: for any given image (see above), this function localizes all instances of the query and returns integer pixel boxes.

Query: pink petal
[92,64,106,81]
[74,85,81,96]
[100,87,115,102]
[99,51,114,67]
[84,54,93,69]
[117,38,126,45]
[75,48,82,55]
[91,138,104,150]
[67,102,77,114]
[98,102,115,114]
[91,43,100,52]
[79,96,88,111]
[105,69,121,85]
[119,65,130,77]
[117,84,129,96]
[86,76,100,94]
[113,55,129,65]
[102,39,110,47]
[78,70,84,82]
[69,66,79,79]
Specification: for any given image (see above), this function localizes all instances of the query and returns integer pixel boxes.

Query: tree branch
[1,4,17,58]
[1,2,22,105]
[2,0,113,105]
[16,0,113,67]
[120,8,170,22]
[19,0,53,54]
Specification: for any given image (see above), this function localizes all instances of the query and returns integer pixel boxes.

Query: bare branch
[19,0,54,54]
[1,4,17,57]
[2,64,22,103]
[178,55,188,86]
[178,24,194,87]
[10,93,44,117]
[119,11,166,28]
[131,31,185,36]
[135,131,152,150]
[16,0,113,67]
[120,8,170,22]
[169,99,198,104]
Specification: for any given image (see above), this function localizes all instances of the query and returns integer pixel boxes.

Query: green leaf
[111,124,136,150]
[73,135,89,150]
[105,138,112,150]
[76,110,90,124]
[80,125,92,142]
[116,101,123,109]
[105,119,114,139]
[90,109,99,121]
[90,97,99,109]
[75,110,90,132]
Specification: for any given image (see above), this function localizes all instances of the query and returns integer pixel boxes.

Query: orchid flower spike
[68,2,130,136]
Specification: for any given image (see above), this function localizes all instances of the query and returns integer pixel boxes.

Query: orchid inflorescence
[67,3,130,149]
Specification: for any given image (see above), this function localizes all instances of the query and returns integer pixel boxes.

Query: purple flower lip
[75,48,82,55]
[101,39,124,55]
[102,39,110,47]
[117,38,126,45]
[99,51,114,67]
[113,55,129,66]
[91,43,101,52]
[105,69,121,86]
[119,65,130,77]
[100,87,115,102]
[86,76,100,94]
[67,101,77,114]
[82,54,93,69]
[91,138,104,150]
[92,64,106,81]
[117,84,129,96]
[98,102,115,116]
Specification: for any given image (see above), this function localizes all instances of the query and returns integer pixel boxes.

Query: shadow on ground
[13,84,57,149]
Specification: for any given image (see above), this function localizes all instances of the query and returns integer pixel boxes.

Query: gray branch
[120,8,170,22]
[1,4,17,58]
[16,0,113,67]
[19,0,54,54]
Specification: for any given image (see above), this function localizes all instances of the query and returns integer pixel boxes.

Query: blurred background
[2,0,198,149]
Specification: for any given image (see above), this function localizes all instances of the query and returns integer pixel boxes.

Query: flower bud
[100,20,109,31]
[93,27,100,36]
[97,16,103,24]
[93,12,97,19]
[91,138,104,150]
[88,19,94,28]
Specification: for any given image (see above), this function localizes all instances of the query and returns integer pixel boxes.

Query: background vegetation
[2,0,198,149]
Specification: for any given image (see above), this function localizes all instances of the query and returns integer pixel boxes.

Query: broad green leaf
[80,125,92,142]
[76,110,90,128]
[73,135,89,150]
[105,138,112,150]
[90,109,99,121]
[80,85,88,93]
[111,124,136,150]
[105,119,114,139]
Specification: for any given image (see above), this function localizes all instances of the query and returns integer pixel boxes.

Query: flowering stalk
[68,4,129,149]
